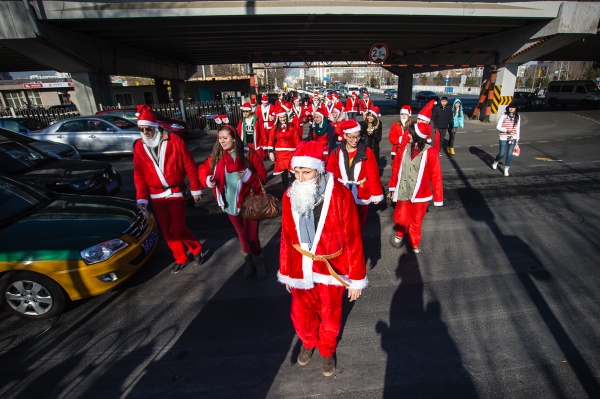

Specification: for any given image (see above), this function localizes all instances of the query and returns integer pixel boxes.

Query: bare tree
[342,70,355,84]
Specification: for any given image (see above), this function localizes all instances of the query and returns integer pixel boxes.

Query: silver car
[29,116,140,155]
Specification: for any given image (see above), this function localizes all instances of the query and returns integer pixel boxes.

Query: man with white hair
[278,140,367,377]
[133,105,205,274]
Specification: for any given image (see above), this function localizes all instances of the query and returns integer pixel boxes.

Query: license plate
[106,179,119,193]
[142,229,157,254]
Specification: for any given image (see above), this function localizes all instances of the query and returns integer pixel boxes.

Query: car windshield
[0,176,59,227]
[100,116,137,129]
[585,84,599,93]
[0,142,53,175]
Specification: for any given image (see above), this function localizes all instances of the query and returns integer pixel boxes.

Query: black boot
[243,253,254,277]
[253,254,267,279]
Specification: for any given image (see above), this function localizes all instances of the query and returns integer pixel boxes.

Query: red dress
[266,122,300,175]
[388,121,410,156]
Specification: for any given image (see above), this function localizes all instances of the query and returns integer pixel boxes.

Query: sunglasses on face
[139,127,154,132]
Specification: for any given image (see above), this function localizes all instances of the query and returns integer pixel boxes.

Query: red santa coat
[133,132,202,204]
[256,103,276,133]
[266,123,301,174]
[237,115,265,153]
[388,121,410,156]
[278,174,368,290]
[359,98,375,114]
[198,146,267,213]
[289,103,306,131]
[307,101,322,119]
[326,144,384,205]
[388,143,443,205]
[345,96,359,113]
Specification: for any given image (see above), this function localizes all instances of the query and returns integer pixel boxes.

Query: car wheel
[0,271,68,319]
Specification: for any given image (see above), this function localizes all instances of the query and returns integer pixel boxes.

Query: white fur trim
[276,148,296,151]
[190,190,203,196]
[137,120,159,127]
[370,194,384,203]
[136,199,148,205]
[415,123,428,139]
[343,125,361,134]
[205,175,214,188]
[400,109,411,115]
[291,156,325,173]
[433,201,443,206]
[418,115,431,123]
[241,168,252,183]
[411,149,428,203]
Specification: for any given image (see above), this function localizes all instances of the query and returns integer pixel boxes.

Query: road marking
[567,113,600,125]
[573,137,584,139]
[535,157,563,162]
[565,162,581,165]
[473,130,483,132]
[555,139,565,141]
[538,141,549,143]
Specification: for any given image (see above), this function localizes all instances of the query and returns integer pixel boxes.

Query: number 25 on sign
[369,43,388,63]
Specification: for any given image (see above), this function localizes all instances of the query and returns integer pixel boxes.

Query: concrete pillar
[70,72,115,114]
[490,63,518,122]
[397,73,413,110]
[154,79,170,104]
[169,79,185,102]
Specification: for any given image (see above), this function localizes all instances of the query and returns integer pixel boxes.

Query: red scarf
[214,150,244,193]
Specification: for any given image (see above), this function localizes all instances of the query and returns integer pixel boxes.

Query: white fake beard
[289,177,319,217]
[141,129,160,148]
[400,115,409,123]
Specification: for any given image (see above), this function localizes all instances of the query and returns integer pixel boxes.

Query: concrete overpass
[1,1,599,117]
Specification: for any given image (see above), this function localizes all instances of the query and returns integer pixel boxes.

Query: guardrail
[0,107,80,125]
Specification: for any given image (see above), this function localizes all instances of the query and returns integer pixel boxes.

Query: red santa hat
[136,104,158,127]
[278,93,283,98]
[250,97,257,105]
[417,99,437,123]
[261,94,268,103]
[340,119,361,134]
[313,90,319,96]
[274,106,288,117]
[326,95,333,102]
[363,91,369,97]
[214,114,230,125]
[351,91,357,96]
[332,92,339,99]
[333,102,344,112]
[365,105,381,118]
[400,104,412,116]
[313,105,326,118]
[240,102,252,111]
[415,121,432,139]
[293,97,299,102]
[291,140,325,174]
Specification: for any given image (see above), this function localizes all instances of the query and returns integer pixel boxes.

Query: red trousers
[392,200,429,248]
[356,204,369,234]
[227,214,262,256]
[153,197,201,265]
[291,284,344,357]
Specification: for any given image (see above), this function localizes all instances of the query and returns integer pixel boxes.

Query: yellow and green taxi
[0,175,157,319]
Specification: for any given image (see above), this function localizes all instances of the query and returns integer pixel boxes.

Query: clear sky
[9,71,55,78]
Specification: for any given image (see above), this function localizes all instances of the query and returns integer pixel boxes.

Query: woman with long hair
[359,106,383,162]
[389,104,412,160]
[492,102,520,176]
[198,124,268,278]
[266,107,301,190]
[387,121,443,254]
[309,109,335,157]
[446,99,464,155]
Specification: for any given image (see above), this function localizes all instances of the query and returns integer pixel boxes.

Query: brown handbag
[240,182,280,220]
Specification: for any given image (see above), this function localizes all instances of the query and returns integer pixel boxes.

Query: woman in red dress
[267,107,301,190]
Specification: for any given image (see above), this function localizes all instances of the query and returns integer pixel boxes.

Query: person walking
[198,123,268,278]
[388,121,443,254]
[359,106,383,162]
[278,140,367,377]
[133,105,206,274]
[237,103,266,159]
[345,91,360,120]
[290,96,307,133]
[389,105,412,160]
[492,102,520,176]
[327,119,383,234]
[446,99,464,155]
[267,107,301,190]
[309,109,335,157]
[256,94,276,157]
[431,96,453,156]
[358,91,375,120]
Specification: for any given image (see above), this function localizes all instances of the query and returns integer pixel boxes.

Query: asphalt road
[1,96,600,398]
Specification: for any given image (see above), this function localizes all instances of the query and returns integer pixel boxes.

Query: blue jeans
[495,139,517,167]
[347,112,357,120]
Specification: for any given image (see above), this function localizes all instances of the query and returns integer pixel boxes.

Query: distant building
[0,72,13,80]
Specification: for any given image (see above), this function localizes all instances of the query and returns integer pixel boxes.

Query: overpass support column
[71,72,115,115]
[169,79,186,103]
[490,63,519,123]
[397,73,413,110]
[155,79,170,104]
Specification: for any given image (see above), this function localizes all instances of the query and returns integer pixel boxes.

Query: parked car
[383,89,396,96]
[95,108,191,138]
[0,175,157,319]
[0,128,80,160]
[512,92,547,109]
[415,91,440,101]
[0,116,49,134]
[29,116,143,155]
[385,90,398,100]
[0,136,121,195]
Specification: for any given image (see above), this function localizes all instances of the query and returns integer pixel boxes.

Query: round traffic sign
[369,43,388,63]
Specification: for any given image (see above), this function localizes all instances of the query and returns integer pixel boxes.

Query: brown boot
[322,355,336,377]
[298,345,314,366]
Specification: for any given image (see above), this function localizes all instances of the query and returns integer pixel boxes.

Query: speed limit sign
[369,43,389,63]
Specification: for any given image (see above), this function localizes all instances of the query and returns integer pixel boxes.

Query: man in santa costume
[278,140,367,377]
[289,97,306,134]
[276,92,285,108]
[326,119,384,234]
[358,91,375,119]
[387,120,443,253]
[389,104,412,160]
[345,91,360,120]
[133,105,206,274]
[256,94,276,157]
[237,102,265,158]
[306,94,322,125]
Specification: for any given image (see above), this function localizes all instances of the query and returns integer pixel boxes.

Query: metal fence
[0,107,80,126]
